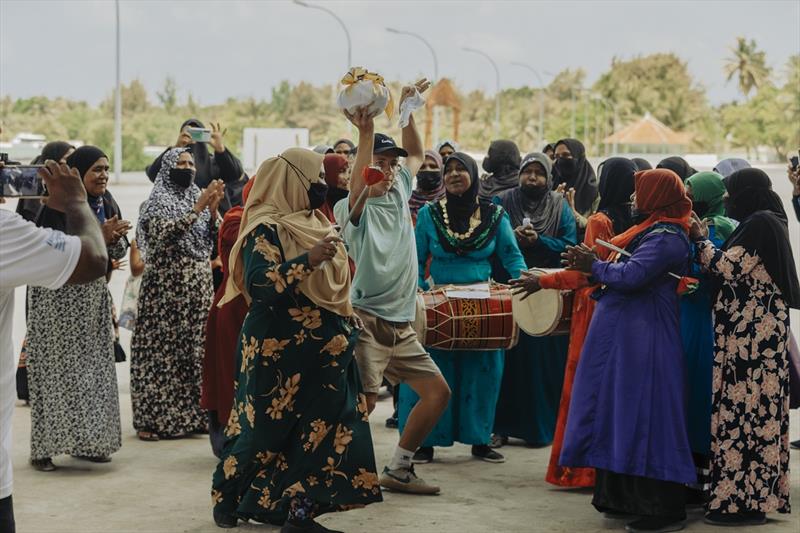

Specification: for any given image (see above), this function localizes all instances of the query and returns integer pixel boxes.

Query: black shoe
[213,508,238,528]
[625,516,685,532]
[30,458,55,472]
[385,416,398,429]
[471,444,505,463]
[280,519,344,533]
[72,455,112,463]
[489,434,508,449]
[790,439,800,450]
[412,446,434,464]
[704,511,767,526]
[604,510,638,520]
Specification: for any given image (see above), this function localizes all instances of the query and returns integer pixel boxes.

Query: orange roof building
[603,112,692,154]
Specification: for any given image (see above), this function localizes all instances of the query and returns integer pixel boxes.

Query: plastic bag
[118,274,142,331]
[398,88,425,128]
[337,67,394,119]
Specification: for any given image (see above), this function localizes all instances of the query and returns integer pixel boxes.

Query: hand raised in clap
[210,122,227,154]
[562,243,597,274]
[689,212,709,242]
[101,215,132,244]
[194,180,225,214]
[509,271,542,300]
[308,235,343,267]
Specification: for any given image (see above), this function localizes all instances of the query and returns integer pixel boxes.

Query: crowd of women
[10,79,800,533]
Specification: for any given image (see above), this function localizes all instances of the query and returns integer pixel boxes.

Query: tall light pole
[113,0,122,184]
[463,47,500,138]
[386,28,440,143]
[293,0,351,72]
[592,95,617,155]
[510,62,545,148]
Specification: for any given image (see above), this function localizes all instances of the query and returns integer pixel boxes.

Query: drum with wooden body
[512,268,573,336]
[413,284,519,351]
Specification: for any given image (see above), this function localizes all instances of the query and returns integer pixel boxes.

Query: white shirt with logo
[0,208,81,499]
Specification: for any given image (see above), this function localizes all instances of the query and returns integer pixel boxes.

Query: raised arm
[344,108,376,221]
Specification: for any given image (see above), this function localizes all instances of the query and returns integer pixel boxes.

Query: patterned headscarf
[136,147,213,261]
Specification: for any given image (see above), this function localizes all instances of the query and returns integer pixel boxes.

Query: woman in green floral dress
[211,148,381,532]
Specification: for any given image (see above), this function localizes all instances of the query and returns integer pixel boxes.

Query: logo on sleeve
[45,232,66,252]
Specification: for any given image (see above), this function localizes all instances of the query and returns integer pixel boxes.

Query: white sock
[388,446,414,471]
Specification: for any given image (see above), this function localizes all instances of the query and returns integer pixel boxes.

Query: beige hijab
[219,147,353,317]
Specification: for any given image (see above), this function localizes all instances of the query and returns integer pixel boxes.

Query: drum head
[512,287,562,336]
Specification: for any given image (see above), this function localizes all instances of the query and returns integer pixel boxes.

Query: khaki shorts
[353,308,441,393]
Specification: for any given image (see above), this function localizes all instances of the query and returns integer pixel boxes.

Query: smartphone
[186,127,212,143]
[0,165,46,198]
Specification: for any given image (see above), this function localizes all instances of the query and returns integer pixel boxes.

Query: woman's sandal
[137,430,159,441]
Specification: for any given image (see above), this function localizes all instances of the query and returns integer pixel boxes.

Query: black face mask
[630,205,649,224]
[327,186,349,205]
[308,182,329,210]
[169,168,195,188]
[692,200,710,219]
[555,158,578,180]
[521,183,548,200]
[416,170,442,191]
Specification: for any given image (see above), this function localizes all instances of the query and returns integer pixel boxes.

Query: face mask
[328,186,349,205]
[169,168,195,188]
[416,170,441,191]
[307,182,328,210]
[692,200,710,219]
[555,158,577,180]
[521,183,548,200]
[630,204,648,224]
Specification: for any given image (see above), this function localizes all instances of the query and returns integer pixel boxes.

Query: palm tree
[724,37,771,99]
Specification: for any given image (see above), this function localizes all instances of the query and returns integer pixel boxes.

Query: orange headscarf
[610,169,691,250]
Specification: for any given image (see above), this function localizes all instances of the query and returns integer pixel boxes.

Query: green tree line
[1,42,797,171]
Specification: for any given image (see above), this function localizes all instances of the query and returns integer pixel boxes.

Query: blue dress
[679,225,724,456]
[492,203,578,445]
[398,204,526,447]
[560,224,696,484]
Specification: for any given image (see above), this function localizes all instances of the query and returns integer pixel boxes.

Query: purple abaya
[559,227,696,485]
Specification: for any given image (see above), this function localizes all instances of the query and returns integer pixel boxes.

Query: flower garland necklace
[439,198,481,240]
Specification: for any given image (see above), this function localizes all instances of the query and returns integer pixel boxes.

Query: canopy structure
[603,112,692,154]
[425,78,461,149]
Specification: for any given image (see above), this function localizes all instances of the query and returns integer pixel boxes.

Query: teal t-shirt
[334,166,418,322]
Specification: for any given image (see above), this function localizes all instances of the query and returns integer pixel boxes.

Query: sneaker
[412,446,434,464]
[704,511,767,526]
[379,465,440,495]
[790,439,800,450]
[604,511,638,520]
[625,516,685,532]
[385,416,398,429]
[489,434,508,449]
[30,458,56,472]
[471,444,505,463]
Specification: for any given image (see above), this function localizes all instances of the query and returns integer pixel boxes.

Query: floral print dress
[211,224,381,524]
[696,241,791,514]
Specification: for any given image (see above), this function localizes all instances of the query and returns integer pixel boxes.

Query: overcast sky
[1,0,798,107]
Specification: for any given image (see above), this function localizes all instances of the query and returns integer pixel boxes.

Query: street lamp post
[592,95,617,155]
[113,0,122,184]
[293,0,351,72]
[386,28,440,143]
[510,62,545,148]
[463,47,500,138]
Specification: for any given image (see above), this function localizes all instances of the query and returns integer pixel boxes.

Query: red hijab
[218,177,255,273]
[323,154,348,189]
[610,168,691,250]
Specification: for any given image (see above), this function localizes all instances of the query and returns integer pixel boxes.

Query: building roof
[604,112,692,145]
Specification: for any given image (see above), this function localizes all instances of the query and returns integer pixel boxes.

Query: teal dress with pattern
[397,203,526,446]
